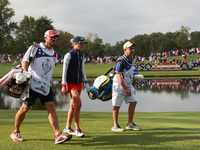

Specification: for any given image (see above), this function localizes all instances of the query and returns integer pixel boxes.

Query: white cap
[123,41,135,50]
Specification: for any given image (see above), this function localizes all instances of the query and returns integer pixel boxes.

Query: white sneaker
[126,123,141,131]
[63,127,74,135]
[111,125,124,132]
[74,128,85,137]
[10,131,24,142]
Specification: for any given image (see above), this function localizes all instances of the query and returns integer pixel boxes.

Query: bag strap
[114,57,126,79]
[29,42,39,64]
[116,58,126,68]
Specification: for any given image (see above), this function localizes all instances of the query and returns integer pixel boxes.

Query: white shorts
[112,83,137,107]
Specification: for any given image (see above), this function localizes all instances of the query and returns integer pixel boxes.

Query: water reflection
[0,81,68,110]
[135,78,200,100]
[0,79,200,112]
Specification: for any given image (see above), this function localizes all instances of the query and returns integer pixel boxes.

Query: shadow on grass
[12,128,200,149]
[73,127,200,149]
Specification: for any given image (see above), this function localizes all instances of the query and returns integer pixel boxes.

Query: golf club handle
[104,66,115,75]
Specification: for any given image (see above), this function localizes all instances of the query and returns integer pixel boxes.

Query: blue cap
[73,36,87,44]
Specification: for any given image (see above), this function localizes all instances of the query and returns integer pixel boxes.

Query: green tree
[190,31,200,48]
[0,0,17,53]
[14,15,54,54]
[158,32,177,52]
[111,41,124,56]
[55,30,73,56]
[148,32,163,53]
[132,34,150,57]
[83,33,105,58]
[82,40,90,58]
[32,16,54,42]
[86,37,105,58]
[104,43,113,56]
[14,16,36,53]
[175,26,190,50]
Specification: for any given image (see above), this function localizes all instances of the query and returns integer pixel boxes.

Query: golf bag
[87,64,144,102]
[0,42,38,98]
[3,78,26,98]
[0,66,31,98]
[88,73,114,101]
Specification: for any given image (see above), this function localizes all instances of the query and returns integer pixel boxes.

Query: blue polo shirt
[115,55,133,74]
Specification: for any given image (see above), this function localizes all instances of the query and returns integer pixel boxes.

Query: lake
[0,78,200,112]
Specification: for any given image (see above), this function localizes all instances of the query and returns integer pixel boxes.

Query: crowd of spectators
[55,55,118,65]
[134,48,200,66]
[1,47,200,66]
[84,56,118,64]
[0,53,24,64]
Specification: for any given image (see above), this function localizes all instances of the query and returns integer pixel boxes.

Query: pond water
[0,79,200,112]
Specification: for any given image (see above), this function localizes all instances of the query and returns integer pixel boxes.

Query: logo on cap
[44,30,59,37]
[73,36,87,44]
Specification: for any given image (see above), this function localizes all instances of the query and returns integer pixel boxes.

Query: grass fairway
[0,110,200,150]
[1,53,200,78]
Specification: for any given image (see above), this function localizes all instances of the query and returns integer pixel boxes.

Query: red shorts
[66,82,83,92]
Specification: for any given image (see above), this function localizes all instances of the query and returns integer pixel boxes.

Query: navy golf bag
[87,65,144,102]
[88,73,114,102]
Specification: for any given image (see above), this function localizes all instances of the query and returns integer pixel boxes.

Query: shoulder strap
[29,42,39,63]
[115,58,126,79]
[116,58,126,68]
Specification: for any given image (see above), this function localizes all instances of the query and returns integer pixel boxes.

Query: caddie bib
[29,44,56,96]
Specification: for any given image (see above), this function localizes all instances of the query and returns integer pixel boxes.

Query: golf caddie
[111,41,141,132]
[10,30,72,144]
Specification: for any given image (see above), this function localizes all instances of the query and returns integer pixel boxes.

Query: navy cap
[73,36,87,44]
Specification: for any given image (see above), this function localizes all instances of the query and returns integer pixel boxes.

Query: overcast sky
[9,0,200,45]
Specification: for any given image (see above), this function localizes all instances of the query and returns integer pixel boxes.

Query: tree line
[1,0,200,58]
